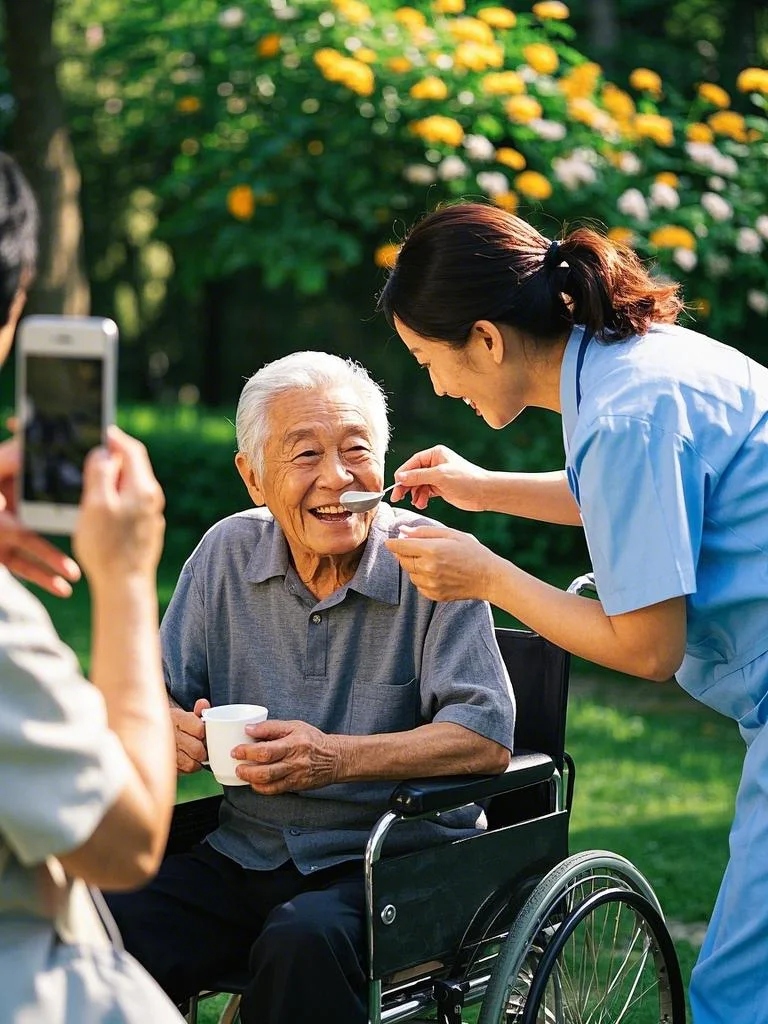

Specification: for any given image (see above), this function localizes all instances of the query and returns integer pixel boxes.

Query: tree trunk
[584,0,621,71]
[2,0,89,314]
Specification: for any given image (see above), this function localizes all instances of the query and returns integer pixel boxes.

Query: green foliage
[48,0,768,351]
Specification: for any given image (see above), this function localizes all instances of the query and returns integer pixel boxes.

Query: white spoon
[339,483,397,513]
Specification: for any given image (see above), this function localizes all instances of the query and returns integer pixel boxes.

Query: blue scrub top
[560,323,768,742]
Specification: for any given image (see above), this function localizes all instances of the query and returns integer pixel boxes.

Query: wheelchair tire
[477,850,685,1024]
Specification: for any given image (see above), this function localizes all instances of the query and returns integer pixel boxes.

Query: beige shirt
[0,567,129,933]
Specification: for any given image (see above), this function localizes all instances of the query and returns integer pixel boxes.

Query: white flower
[619,152,641,174]
[736,227,763,255]
[649,182,680,211]
[529,119,567,142]
[438,156,469,181]
[673,247,697,272]
[705,254,731,277]
[218,6,245,28]
[755,215,768,241]
[684,142,738,177]
[701,192,732,222]
[403,164,437,185]
[463,134,495,160]
[617,188,649,223]
[476,171,510,197]
[552,154,597,191]
[747,290,768,316]
[707,175,726,192]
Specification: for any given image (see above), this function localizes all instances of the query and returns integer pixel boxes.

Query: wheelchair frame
[171,576,686,1024]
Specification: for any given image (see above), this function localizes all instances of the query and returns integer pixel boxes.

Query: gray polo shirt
[162,503,515,873]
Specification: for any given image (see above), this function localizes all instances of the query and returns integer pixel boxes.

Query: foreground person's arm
[57,429,175,890]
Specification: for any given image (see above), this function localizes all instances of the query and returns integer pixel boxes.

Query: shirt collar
[560,323,588,451]
[243,505,401,606]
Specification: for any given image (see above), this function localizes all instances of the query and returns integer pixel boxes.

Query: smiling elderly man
[106,351,514,1024]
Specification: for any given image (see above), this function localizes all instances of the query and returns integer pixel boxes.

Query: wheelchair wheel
[478,850,686,1024]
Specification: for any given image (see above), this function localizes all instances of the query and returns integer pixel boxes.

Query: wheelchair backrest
[494,627,570,771]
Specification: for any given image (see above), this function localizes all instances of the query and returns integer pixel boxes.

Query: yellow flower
[409,115,465,146]
[394,7,426,30]
[493,192,519,213]
[476,7,517,29]
[387,56,413,73]
[634,113,674,146]
[686,122,713,143]
[314,50,375,95]
[433,0,465,11]
[356,47,377,63]
[504,95,543,124]
[481,71,526,96]
[496,147,526,171]
[736,67,768,94]
[449,17,494,45]
[649,225,696,251]
[307,140,324,156]
[454,41,504,72]
[532,1,570,19]
[708,109,747,142]
[176,96,201,114]
[697,82,730,108]
[332,0,372,24]
[374,243,400,268]
[607,226,635,246]
[629,67,663,98]
[410,76,449,100]
[523,43,559,76]
[559,62,601,99]
[256,33,281,58]
[601,83,635,120]
[691,297,711,317]
[227,185,255,221]
[655,172,679,188]
[514,170,553,200]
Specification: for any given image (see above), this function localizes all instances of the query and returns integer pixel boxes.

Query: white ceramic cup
[201,703,269,786]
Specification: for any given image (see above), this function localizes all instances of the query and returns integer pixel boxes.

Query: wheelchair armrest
[164,793,223,857]
[389,750,555,817]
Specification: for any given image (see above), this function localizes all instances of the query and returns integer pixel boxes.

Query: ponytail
[379,202,683,349]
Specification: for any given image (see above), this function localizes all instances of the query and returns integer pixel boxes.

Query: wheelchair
[167,575,686,1024]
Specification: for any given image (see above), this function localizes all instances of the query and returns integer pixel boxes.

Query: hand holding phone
[73,427,166,587]
[16,315,118,535]
[0,434,81,595]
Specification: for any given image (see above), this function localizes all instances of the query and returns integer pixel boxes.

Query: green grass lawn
[33,563,743,1022]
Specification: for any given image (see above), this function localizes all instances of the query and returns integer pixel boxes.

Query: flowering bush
[61,0,768,341]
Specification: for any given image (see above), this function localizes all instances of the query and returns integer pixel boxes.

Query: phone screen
[21,354,104,505]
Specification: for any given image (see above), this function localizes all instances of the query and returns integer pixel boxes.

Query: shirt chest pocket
[348,677,420,735]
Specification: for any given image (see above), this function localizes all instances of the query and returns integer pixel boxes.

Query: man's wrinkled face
[238,386,384,562]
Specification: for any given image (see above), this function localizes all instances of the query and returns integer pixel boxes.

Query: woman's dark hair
[0,152,38,327]
[378,202,683,347]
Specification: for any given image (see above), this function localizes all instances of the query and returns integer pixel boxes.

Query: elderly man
[107,351,514,1024]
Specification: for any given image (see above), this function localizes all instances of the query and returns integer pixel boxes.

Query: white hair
[236,351,391,473]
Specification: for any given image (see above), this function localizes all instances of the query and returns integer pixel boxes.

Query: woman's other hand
[385,523,500,601]
[391,444,490,511]
[74,426,165,586]
[0,436,81,595]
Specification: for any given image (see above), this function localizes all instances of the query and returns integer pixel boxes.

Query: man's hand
[0,436,81,595]
[231,720,343,795]
[171,698,211,773]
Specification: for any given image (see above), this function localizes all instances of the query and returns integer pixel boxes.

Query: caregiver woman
[380,201,768,1024]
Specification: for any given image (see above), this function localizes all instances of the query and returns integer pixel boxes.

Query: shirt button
[311,613,322,624]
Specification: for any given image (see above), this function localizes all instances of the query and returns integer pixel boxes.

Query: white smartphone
[15,315,118,535]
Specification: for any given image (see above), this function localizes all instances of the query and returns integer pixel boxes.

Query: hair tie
[542,239,562,272]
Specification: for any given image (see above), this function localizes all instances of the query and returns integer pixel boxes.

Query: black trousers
[105,843,367,1024]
